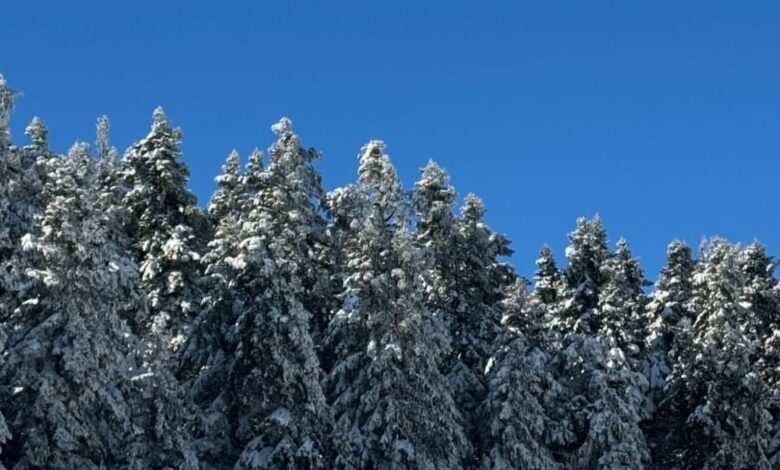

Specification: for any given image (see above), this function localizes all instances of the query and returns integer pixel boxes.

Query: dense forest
[1,74,779,470]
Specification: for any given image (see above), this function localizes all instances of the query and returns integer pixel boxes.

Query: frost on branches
[122,107,206,350]
[1,73,779,469]
[323,142,471,469]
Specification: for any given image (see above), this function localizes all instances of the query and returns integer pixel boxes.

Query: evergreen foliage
[1,73,779,469]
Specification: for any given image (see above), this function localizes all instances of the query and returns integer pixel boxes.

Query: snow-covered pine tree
[663,239,771,469]
[739,243,780,465]
[122,107,206,350]
[323,141,471,469]
[545,218,650,469]
[643,240,695,399]
[253,118,331,339]
[479,281,561,470]
[414,160,459,310]
[0,143,196,469]
[94,116,133,254]
[179,120,335,469]
[207,150,246,223]
[535,245,562,306]
[243,148,265,196]
[558,216,611,332]
[442,192,516,453]
[0,76,47,353]
[596,238,649,362]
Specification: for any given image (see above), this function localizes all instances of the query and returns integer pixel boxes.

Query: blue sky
[2,1,778,280]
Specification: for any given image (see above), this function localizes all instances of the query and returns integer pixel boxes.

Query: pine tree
[664,239,771,469]
[643,241,695,408]
[546,219,650,469]
[596,238,649,361]
[243,148,265,196]
[0,145,196,469]
[559,216,611,332]
[254,117,331,339]
[444,193,516,452]
[414,160,458,312]
[122,107,205,349]
[207,150,245,222]
[739,243,780,465]
[179,120,334,469]
[479,282,561,470]
[535,245,562,306]
[25,117,48,151]
[323,141,471,469]
[0,76,46,359]
[94,116,133,255]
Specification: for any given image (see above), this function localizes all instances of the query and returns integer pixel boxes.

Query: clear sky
[1,1,778,280]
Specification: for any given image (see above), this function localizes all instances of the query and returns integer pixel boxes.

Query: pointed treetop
[25,116,48,149]
[224,149,241,171]
[271,116,293,135]
[667,239,691,259]
[244,147,265,194]
[460,193,485,222]
[538,244,556,263]
[95,115,118,161]
[358,140,401,201]
[247,147,264,172]
[152,106,169,129]
[741,241,775,280]
[416,159,456,206]
[616,237,632,259]
[535,245,561,304]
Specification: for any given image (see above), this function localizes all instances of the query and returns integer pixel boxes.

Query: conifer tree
[0,76,46,348]
[739,243,780,465]
[0,144,196,469]
[559,216,611,332]
[207,150,245,222]
[535,245,562,306]
[323,141,471,469]
[122,107,205,349]
[643,241,695,410]
[596,238,649,360]
[254,117,331,338]
[664,239,771,469]
[94,116,133,255]
[179,120,334,469]
[243,148,265,196]
[479,282,561,470]
[546,219,650,469]
[414,160,458,308]
[444,193,515,448]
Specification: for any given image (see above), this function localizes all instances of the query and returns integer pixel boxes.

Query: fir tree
[535,245,562,306]
[642,241,695,416]
[243,148,265,196]
[479,282,561,470]
[94,116,132,256]
[122,107,205,349]
[254,117,331,339]
[596,238,649,361]
[323,141,471,469]
[207,150,245,222]
[179,120,334,469]
[546,219,650,469]
[559,216,611,332]
[664,239,771,469]
[0,145,196,469]
[448,193,515,451]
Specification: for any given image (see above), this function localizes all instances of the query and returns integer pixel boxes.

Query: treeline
[1,74,779,470]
